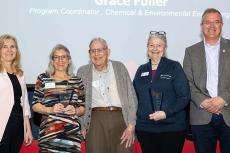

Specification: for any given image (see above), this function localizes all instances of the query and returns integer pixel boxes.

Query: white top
[91,61,122,108]
[0,70,31,141]
[204,38,220,97]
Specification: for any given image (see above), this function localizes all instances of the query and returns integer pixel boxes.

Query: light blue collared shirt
[204,38,220,97]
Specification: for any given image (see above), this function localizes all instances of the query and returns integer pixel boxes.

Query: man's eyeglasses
[89,48,107,54]
[149,31,166,37]
[52,55,69,61]
[202,20,222,26]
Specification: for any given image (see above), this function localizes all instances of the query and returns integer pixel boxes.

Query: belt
[92,106,122,111]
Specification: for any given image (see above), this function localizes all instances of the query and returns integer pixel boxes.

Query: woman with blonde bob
[32,44,85,153]
[0,34,33,153]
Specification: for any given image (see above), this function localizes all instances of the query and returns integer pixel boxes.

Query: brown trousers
[85,111,133,153]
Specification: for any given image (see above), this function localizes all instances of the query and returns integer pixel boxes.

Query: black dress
[0,73,24,153]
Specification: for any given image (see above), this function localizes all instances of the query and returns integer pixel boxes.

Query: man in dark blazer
[183,8,230,153]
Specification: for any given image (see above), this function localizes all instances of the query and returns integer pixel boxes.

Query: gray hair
[201,8,223,24]
[89,37,108,49]
[147,32,167,48]
[46,44,74,76]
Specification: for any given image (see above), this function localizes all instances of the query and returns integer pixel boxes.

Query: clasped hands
[52,103,77,115]
[201,96,225,114]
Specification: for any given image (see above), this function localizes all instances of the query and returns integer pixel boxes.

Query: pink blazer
[0,70,31,141]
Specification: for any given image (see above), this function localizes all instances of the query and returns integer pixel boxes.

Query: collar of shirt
[92,60,110,74]
[204,37,220,58]
[203,37,220,47]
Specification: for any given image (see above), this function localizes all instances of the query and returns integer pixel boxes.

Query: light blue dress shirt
[204,38,220,97]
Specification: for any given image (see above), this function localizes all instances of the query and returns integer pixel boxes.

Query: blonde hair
[46,44,74,76]
[0,34,23,76]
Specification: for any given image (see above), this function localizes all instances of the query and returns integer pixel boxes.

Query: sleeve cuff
[200,103,204,109]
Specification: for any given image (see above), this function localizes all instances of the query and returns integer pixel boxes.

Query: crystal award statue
[150,89,163,112]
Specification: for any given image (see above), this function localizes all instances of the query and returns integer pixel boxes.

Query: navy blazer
[133,57,190,133]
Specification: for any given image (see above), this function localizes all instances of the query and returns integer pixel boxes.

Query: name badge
[141,72,149,77]
[45,82,55,89]
[160,74,172,79]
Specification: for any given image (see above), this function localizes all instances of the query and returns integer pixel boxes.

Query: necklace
[151,59,160,66]
[151,62,159,66]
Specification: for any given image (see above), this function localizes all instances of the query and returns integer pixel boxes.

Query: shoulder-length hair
[0,34,23,76]
[46,44,74,76]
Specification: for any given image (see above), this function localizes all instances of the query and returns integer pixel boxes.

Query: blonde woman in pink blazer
[0,34,33,153]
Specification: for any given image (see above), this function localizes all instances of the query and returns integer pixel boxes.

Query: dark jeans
[192,114,230,153]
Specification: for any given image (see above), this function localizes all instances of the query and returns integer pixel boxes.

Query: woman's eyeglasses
[52,55,69,61]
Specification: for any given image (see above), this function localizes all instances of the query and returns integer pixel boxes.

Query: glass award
[150,89,163,112]
[58,89,74,107]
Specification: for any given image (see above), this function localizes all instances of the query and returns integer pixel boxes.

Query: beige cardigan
[0,70,31,141]
[77,60,138,131]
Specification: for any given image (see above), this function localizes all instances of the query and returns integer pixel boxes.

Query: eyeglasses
[52,55,69,61]
[202,20,222,26]
[149,31,166,37]
[89,48,107,54]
